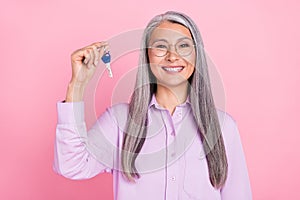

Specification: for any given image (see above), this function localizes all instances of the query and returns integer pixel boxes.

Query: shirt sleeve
[53,101,118,180]
[220,114,252,200]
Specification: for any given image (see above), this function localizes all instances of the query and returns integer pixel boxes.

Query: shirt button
[199,150,205,159]
[171,176,176,181]
[177,112,182,118]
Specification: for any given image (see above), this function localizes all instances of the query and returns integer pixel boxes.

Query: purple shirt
[53,95,252,200]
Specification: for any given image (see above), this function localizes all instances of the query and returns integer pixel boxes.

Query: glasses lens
[149,39,195,57]
[176,39,194,56]
[150,41,168,57]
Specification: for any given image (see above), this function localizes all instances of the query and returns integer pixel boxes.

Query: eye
[154,44,168,49]
[178,43,191,48]
[151,40,168,49]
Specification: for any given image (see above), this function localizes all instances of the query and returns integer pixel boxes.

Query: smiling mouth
[162,66,184,72]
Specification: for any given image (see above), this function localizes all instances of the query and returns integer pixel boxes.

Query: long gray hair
[121,11,228,189]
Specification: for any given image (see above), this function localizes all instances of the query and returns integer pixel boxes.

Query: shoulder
[216,109,237,129]
[108,103,129,119]
[216,109,240,145]
[104,103,129,131]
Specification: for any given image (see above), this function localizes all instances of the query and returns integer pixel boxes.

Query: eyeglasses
[148,38,196,57]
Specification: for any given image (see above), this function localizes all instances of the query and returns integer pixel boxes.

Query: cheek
[147,50,162,75]
[189,65,195,74]
[189,51,196,66]
[149,63,160,79]
[148,50,160,65]
[185,53,196,71]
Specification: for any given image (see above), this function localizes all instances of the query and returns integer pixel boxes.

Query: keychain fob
[101,51,113,78]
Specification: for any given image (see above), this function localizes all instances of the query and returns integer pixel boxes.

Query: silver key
[101,51,113,78]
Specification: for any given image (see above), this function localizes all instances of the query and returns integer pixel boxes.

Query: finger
[81,42,109,67]
[82,48,91,66]
[91,45,100,66]
[96,42,109,52]
[88,42,109,64]
[87,47,95,68]
[91,41,108,52]
[71,48,86,64]
[103,44,110,53]
[92,41,108,49]
[98,44,109,59]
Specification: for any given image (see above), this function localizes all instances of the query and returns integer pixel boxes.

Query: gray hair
[121,11,228,188]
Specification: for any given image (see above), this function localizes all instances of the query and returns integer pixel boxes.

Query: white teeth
[163,67,183,72]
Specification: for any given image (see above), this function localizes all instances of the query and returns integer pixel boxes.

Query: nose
[165,46,180,62]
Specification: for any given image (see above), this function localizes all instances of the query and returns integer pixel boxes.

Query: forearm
[53,102,109,179]
[65,82,87,102]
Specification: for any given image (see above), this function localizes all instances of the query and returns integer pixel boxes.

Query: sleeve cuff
[56,101,85,124]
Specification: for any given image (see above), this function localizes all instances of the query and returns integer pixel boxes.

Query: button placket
[166,156,180,200]
[177,110,182,118]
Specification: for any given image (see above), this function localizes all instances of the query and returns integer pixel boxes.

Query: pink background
[1,0,299,199]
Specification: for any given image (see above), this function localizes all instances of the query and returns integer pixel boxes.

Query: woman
[54,11,252,199]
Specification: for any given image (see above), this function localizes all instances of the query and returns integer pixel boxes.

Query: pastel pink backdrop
[0,0,299,199]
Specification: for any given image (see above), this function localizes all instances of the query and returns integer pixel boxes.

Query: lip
[161,66,185,73]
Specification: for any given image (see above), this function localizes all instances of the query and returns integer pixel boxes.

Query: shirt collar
[148,94,191,109]
[148,94,159,109]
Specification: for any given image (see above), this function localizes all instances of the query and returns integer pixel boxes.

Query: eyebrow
[150,36,193,44]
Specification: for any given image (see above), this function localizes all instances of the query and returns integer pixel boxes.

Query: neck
[155,82,189,115]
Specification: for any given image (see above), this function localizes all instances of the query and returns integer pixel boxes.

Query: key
[101,51,113,78]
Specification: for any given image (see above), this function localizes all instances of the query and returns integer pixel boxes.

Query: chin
[157,78,190,89]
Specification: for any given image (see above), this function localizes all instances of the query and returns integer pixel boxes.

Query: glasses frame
[148,38,197,57]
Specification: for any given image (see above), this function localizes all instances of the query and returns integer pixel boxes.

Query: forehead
[149,21,192,42]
